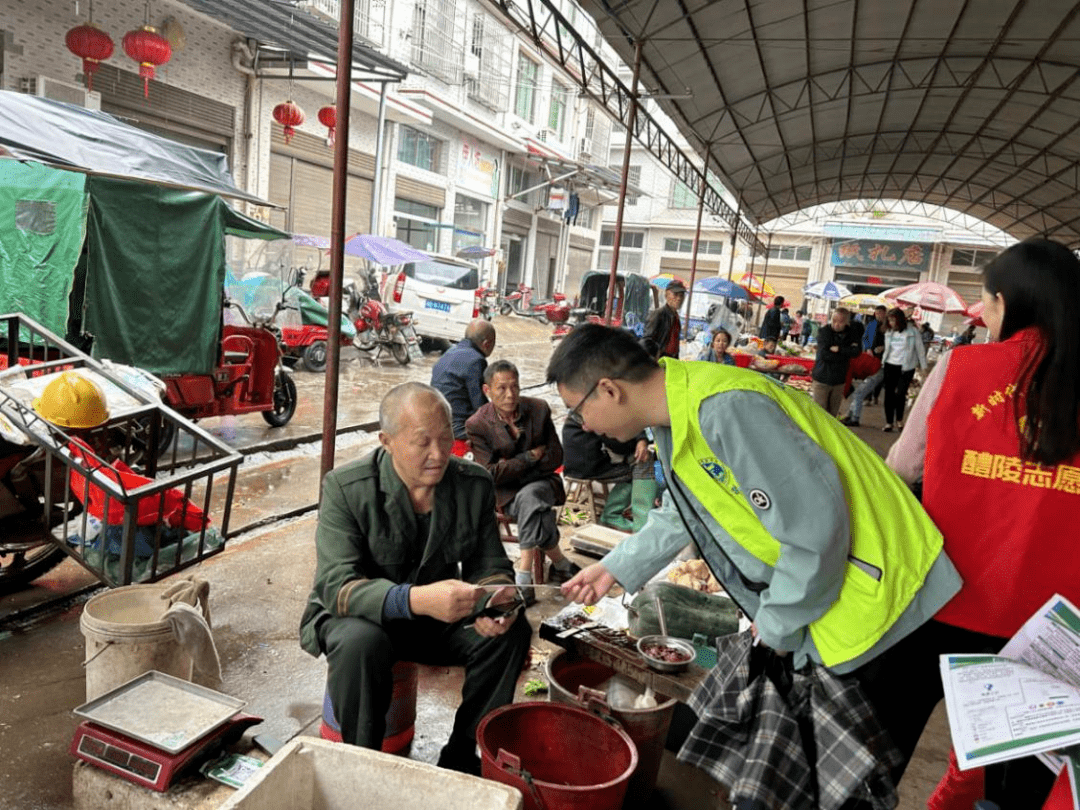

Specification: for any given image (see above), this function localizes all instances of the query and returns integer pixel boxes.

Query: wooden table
[540,620,708,703]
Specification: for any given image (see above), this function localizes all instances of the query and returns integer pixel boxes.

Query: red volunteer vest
[924,328,1080,637]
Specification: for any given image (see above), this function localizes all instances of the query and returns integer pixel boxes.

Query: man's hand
[529,445,546,462]
[634,439,651,464]
[409,579,483,623]
[561,563,616,606]
[472,585,520,638]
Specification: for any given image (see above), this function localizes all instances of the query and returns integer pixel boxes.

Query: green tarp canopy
[0,161,288,375]
[0,161,86,334]
[82,176,288,375]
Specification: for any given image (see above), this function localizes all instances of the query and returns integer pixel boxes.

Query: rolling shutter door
[394,176,445,209]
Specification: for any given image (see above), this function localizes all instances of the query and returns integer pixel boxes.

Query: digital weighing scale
[70,670,262,792]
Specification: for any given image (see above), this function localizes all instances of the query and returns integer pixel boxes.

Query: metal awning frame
[488,0,766,257]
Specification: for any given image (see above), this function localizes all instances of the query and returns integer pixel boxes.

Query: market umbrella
[883,281,968,313]
[839,293,890,312]
[456,245,497,260]
[343,233,430,265]
[694,277,760,301]
[738,272,775,298]
[803,280,852,300]
[292,233,331,250]
[649,273,677,289]
[964,300,986,326]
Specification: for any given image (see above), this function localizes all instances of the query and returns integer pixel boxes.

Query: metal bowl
[636,635,696,674]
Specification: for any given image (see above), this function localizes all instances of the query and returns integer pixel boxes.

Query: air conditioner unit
[578,137,592,160]
[21,75,101,110]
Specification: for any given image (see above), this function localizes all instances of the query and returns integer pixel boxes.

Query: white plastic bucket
[79,584,193,701]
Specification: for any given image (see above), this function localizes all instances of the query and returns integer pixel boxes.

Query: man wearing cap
[643,279,687,359]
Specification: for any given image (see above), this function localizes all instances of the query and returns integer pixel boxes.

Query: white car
[380,255,482,342]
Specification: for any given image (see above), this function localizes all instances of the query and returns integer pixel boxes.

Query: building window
[599,229,644,249]
[596,250,642,274]
[950,247,999,267]
[767,245,812,261]
[452,194,488,255]
[410,0,459,84]
[549,82,568,139]
[663,237,723,255]
[611,165,642,205]
[514,53,539,123]
[507,163,541,206]
[398,126,442,173]
[394,198,440,252]
[671,180,698,209]
[466,12,510,112]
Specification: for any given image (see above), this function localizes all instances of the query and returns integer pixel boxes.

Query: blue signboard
[831,239,931,272]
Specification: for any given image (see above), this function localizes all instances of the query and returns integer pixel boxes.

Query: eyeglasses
[566,379,601,426]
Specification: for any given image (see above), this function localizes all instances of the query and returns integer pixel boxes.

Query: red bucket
[477,701,638,810]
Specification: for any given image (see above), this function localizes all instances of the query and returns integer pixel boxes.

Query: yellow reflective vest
[662,358,944,668]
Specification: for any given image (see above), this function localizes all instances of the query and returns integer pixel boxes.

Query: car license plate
[424,299,452,313]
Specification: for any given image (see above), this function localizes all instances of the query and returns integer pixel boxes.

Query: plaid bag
[679,631,901,810]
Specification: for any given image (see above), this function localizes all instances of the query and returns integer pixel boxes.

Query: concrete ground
[0,329,950,809]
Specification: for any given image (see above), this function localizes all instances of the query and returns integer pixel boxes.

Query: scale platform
[70,671,261,792]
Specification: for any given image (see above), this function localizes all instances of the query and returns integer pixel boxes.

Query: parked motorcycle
[476,285,500,321]
[345,273,420,365]
[499,283,571,325]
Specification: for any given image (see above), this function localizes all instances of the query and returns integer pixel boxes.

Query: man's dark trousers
[320,611,531,754]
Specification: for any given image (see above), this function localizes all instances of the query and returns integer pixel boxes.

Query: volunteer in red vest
[888,237,1080,810]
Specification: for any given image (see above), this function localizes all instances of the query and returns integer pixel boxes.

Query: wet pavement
[0,325,951,810]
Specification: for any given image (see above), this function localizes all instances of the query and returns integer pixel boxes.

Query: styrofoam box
[217,737,523,810]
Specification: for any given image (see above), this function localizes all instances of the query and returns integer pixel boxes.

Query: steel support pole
[725,202,740,282]
[683,151,709,338]
[369,81,388,234]
[605,40,642,324]
[757,233,773,329]
[320,0,356,494]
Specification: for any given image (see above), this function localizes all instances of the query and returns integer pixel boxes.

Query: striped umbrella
[884,281,968,313]
[649,273,677,289]
[738,272,775,298]
[964,300,986,326]
[803,280,853,300]
[839,293,890,312]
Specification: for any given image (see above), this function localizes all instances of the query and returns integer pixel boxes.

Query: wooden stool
[495,506,545,584]
[563,477,613,524]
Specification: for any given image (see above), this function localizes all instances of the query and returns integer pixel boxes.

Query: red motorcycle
[345,275,420,365]
[499,283,571,325]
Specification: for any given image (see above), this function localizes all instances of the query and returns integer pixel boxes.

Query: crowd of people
[297,236,1079,808]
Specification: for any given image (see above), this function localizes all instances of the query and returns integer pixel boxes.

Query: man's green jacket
[299,448,514,656]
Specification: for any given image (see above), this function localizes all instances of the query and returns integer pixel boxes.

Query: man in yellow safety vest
[547,323,961,787]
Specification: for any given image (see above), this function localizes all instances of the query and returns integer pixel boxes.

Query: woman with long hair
[887,237,1080,809]
[879,307,927,432]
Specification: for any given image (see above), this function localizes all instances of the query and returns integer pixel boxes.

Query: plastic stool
[320,660,418,754]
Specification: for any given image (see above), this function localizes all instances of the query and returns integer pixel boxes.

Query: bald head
[465,319,496,356]
[379,382,451,436]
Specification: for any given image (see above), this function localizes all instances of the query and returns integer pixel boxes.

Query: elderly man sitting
[466,360,579,588]
[299,382,531,775]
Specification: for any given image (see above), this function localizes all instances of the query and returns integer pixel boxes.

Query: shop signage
[831,239,931,272]
[457,137,499,198]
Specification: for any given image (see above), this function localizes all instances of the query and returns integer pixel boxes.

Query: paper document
[941,594,1080,773]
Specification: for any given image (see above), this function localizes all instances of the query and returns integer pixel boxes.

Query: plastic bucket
[319,660,418,754]
[79,584,192,701]
[478,701,638,810]
[545,650,677,804]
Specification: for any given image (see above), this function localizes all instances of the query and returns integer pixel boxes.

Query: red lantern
[122,26,171,98]
[273,101,305,145]
[65,23,114,92]
[317,105,337,145]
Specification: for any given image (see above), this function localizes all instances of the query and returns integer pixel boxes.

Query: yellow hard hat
[32,372,110,429]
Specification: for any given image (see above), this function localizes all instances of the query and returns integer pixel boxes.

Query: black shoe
[437,744,482,776]
[839,415,860,427]
[547,561,581,585]
[883,424,893,433]
[514,583,537,606]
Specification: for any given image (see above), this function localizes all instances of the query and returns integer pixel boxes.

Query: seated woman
[698,328,735,365]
